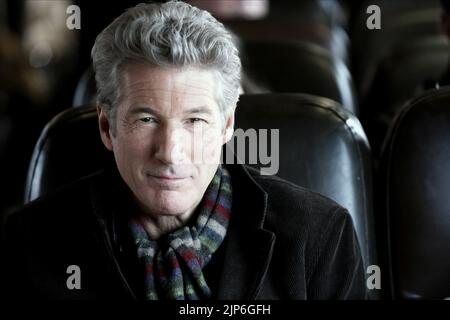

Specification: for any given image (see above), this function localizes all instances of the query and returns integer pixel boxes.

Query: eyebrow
[128,105,214,117]
[129,106,161,117]
[184,106,214,116]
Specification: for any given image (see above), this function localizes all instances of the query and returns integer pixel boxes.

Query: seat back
[240,41,357,115]
[380,87,450,299]
[350,0,442,97]
[72,66,97,107]
[24,106,112,202]
[359,36,450,156]
[363,36,449,114]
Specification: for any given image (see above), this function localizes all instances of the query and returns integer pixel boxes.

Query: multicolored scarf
[128,166,232,300]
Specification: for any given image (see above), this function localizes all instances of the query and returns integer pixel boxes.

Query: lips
[144,168,191,180]
[149,175,186,180]
[145,173,189,189]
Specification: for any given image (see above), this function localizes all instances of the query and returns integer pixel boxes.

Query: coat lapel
[216,164,276,299]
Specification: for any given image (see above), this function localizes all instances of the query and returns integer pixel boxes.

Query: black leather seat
[72,66,97,107]
[365,36,450,114]
[379,87,450,299]
[25,93,377,297]
[350,0,442,98]
[24,106,112,202]
[223,0,349,57]
[360,36,450,157]
[240,41,357,115]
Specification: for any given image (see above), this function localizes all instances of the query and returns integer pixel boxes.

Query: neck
[137,209,196,240]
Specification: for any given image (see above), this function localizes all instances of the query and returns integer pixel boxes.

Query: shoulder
[243,167,365,298]
[2,172,102,239]
[246,166,348,218]
[243,166,353,240]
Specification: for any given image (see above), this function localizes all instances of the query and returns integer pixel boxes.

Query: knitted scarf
[128,166,232,300]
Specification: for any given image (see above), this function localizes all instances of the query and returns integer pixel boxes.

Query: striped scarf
[128,166,232,300]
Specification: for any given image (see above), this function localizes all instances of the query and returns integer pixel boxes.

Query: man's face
[98,63,234,219]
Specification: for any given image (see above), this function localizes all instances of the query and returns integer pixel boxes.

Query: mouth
[145,173,189,189]
[149,175,186,180]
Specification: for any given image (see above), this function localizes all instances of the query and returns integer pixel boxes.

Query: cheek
[113,133,152,164]
[192,129,223,163]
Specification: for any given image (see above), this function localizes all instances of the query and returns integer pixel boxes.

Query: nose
[154,122,185,165]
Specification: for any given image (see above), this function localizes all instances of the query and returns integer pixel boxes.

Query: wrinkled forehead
[117,63,222,113]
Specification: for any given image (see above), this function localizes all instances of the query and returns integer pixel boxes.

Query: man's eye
[139,117,157,123]
[189,118,207,124]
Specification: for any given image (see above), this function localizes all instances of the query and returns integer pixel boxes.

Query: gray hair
[91,0,241,127]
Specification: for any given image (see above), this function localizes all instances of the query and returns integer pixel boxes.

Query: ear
[97,105,114,151]
[222,112,235,145]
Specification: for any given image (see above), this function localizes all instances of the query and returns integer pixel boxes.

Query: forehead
[119,63,219,109]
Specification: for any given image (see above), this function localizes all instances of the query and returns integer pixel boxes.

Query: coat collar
[216,164,276,299]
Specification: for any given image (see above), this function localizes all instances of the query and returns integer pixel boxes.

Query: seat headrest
[25,106,112,203]
[240,40,357,115]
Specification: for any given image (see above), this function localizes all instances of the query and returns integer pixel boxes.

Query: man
[1,1,366,300]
